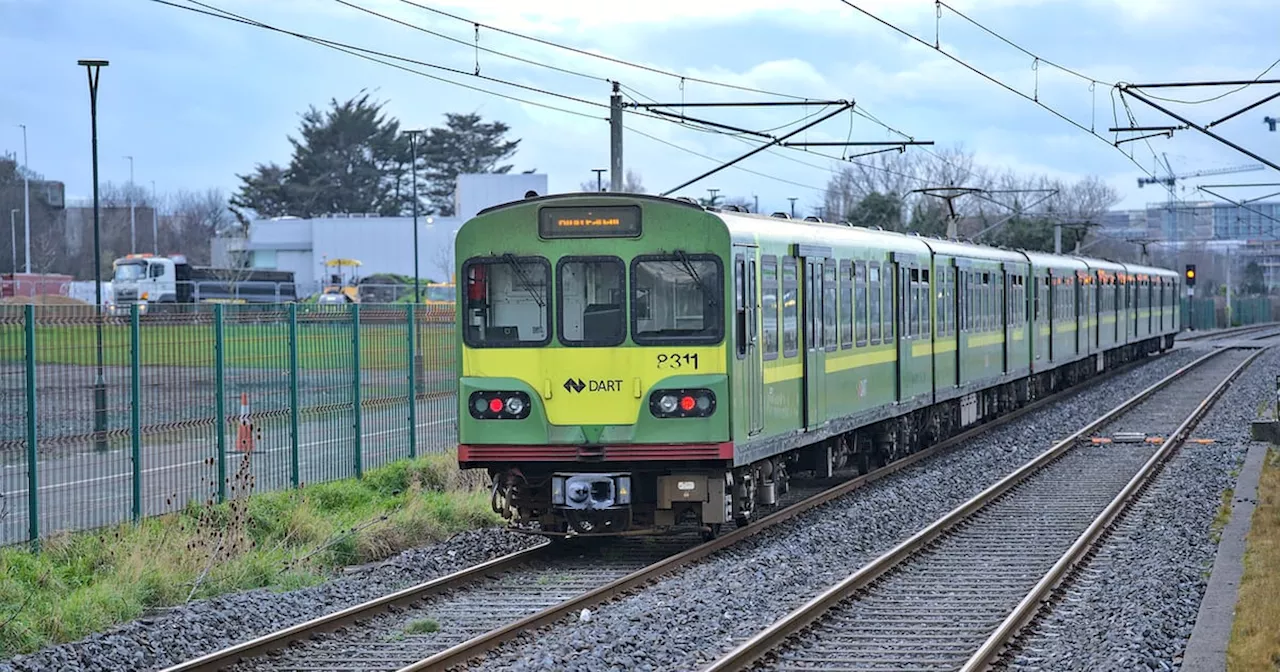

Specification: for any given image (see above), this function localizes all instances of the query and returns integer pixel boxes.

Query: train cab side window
[855,261,868,346]
[631,254,724,346]
[839,261,853,350]
[735,257,747,358]
[869,263,882,345]
[782,257,799,358]
[462,256,552,347]
[559,256,625,347]
[761,257,779,360]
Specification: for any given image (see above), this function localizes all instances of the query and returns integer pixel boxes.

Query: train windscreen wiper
[674,250,714,306]
[502,253,545,307]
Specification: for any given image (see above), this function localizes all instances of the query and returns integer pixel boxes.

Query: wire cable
[1134,56,1280,105]
[393,0,816,101]
[152,0,607,117]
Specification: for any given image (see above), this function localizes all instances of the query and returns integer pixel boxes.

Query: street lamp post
[18,124,29,273]
[405,129,424,304]
[125,155,135,254]
[79,58,109,452]
[592,168,606,192]
[9,209,18,273]
[151,180,158,254]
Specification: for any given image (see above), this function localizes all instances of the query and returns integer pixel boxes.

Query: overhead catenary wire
[391,0,816,101]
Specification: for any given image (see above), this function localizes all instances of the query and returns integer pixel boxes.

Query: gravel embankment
[998,345,1276,672]
[0,528,543,672]
[470,349,1204,672]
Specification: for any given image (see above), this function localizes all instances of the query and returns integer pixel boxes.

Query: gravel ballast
[998,345,1277,672]
[0,528,542,672]
[471,349,1205,672]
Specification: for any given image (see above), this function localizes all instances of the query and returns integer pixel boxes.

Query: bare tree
[822,146,988,226]
[578,169,646,194]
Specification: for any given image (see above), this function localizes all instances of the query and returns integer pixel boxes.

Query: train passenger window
[762,257,779,360]
[840,261,853,349]
[869,263,881,345]
[631,253,723,346]
[881,267,893,342]
[824,262,838,351]
[921,269,931,337]
[908,268,921,337]
[855,261,868,346]
[559,256,625,347]
[782,257,799,357]
[961,271,970,332]
[462,256,552,347]
[935,269,945,337]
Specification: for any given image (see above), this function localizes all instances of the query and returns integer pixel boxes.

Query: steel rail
[162,345,1174,672]
[158,543,553,672]
[700,345,1239,672]
[1176,321,1277,342]
[960,345,1265,671]
[393,349,1178,672]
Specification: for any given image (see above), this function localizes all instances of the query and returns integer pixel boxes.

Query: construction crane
[1137,158,1265,189]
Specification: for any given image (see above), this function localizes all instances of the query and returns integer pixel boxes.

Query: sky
[2,0,1279,218]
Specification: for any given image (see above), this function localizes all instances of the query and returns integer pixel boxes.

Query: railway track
[1175,321,1277,342]
[161,348,1190,672]
[701,344,1261,672]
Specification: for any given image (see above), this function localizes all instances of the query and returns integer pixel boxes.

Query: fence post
[352,303,363,478]
[214,304,228,502]
[130,305,142,523]
[288,304,301,488]
[407,304,417,460]
[24,305,38,546]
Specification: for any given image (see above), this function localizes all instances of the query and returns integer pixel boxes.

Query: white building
[213,173,548,293]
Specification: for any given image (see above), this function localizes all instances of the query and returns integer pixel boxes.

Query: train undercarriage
[484,335,1174,541]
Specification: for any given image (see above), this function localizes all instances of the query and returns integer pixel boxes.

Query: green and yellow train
[454,193,1181,538]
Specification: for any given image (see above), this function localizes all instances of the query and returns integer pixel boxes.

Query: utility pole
[753,194,759,213]
[609,81,623,192]
[79,57,109,453]
[151,180,158,254]
[788,197,797,218]
[1054,222,1062,254]
[707,188,720,206]
[125,155,135,254]
[592,168,606,192]
[18,124,29,273]
[404,129,425,304]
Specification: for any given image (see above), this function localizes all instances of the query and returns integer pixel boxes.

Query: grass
[1211,488,1235,544]
[0,449,498,658]
[1227,447,1280,671]
[403,617,440,635]
[0,322,455,371]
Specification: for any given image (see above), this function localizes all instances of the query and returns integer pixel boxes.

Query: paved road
[0,395,458,545]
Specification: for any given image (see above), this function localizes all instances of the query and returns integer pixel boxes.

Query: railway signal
[1185,264,1196,287]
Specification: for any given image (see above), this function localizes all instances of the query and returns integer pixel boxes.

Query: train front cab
[455,194,736,537]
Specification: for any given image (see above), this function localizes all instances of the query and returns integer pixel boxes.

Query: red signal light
[680,395,696,411]
[488,397,504,413]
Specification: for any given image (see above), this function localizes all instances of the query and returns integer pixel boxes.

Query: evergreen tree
[231,94,415,218]
[419,112,520,215]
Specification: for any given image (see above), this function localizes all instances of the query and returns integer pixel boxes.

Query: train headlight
[467,391,532,420]
[649,389,716,419]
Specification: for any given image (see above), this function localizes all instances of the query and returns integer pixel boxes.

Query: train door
[802,257,827,429]
[891,253,915,402]
[733,247,764,436]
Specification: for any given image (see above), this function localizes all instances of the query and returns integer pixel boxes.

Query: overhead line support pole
[610,81,623,192]
[1120,87,1280,173]
[661,101,854,197]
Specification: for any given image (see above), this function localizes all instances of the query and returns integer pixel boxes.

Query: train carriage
[455,193,1181,539]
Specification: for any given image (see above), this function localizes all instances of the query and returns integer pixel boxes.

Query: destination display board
[537,205,642,239]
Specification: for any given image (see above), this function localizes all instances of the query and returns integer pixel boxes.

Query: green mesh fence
[1,302,461,547]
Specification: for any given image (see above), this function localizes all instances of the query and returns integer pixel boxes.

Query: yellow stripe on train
[463,345,727,426]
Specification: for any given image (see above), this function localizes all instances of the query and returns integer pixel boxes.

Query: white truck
[109,254,297,315]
